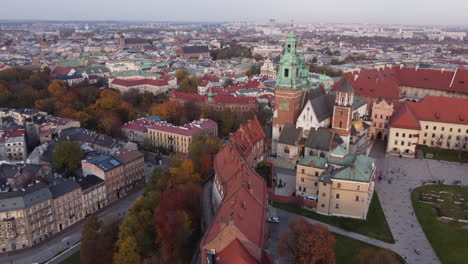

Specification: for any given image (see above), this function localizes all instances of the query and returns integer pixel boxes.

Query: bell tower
[332,77,354,148]
[272,30,312,154]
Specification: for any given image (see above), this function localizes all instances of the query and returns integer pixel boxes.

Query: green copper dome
[275,31,312,90]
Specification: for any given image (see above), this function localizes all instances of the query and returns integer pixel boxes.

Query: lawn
[273,192,395,243]
[60,251,80,264]
[334,233,403,264]
[421,145,468,163]
[411,185,468,264]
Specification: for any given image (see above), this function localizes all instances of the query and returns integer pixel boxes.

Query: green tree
[178,76,202,94]
[113,236,142,264]
[223,78,234,88]
[52,141,83,177]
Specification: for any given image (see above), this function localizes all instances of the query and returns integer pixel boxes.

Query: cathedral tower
[272,31,312,153]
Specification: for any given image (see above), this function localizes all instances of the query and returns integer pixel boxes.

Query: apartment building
[49,179,83,232]
[147,119,217,153]
[81,155,124,202]
[116,149,145,192]
[77,175,107,216]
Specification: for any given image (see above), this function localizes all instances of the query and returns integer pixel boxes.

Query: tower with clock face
[272,30,313,154]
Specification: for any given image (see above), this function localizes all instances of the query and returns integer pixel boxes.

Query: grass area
[421,145,468,163]
[59,251,80,264]
[334,233,403,264]
[411,185,468,264]
[273,192,395,243]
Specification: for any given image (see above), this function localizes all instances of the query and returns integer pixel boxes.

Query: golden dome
[352,120,363,131]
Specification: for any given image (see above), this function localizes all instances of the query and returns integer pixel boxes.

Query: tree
[52,141,83,177]
[279,217,336,264]
[178,76,202,94]
[312,56,318,63]
[81,216,102,264]
[48,80,68,97]
[223,78,234,88]
[113,236,142,264]
[188,134,222,179]
[355,248,400,264]
[456,135,468,160]
[175,70,188,81]
[246,64,261,76]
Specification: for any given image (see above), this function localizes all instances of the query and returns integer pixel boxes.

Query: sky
[1,0,468,26]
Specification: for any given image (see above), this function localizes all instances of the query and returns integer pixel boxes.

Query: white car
[304,196,318,202]
[267,217,280,223]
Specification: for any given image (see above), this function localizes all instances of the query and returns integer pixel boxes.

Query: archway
[377,131,383,140]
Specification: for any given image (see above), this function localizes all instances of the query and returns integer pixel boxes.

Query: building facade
[116,149,145,192]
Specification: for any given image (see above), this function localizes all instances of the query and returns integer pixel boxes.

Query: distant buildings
[109,78,171,95]
[176,46,210,58]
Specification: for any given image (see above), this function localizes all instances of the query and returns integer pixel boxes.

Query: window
[402,133,406,138]
[357,185,361,191]
[322,192,326,197]
[336,194,340,199]
[298,186,302,191]
[409,134,412,138]
[394,140,398,145]
[441,127,445,131]
[301,178,304,183]
[323,183,327,186]
[425,125,429,129]
[396,132,399,137]
[314,182,318,187]
[301,169,305,174]
[321,204,325,208]
[401,141,404,146]
[335,203,339,209]
[284,147,289,154]
[433,126,437,130]
[432,133,435,138]
[339,121,342,128]
[407,142,411,146]
[315,171,319,176]
[423,140,427,145]
[355,196,360,201]
[284,69,289,77]
[303,187,306,192]
[340,111,343,116]
[424,133,427,137]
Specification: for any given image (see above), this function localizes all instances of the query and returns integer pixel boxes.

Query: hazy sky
[2,0,468,26]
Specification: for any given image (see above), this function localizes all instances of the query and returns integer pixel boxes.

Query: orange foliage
[149,101,179,120]
[279,217,336,264]
[48,80,67,97]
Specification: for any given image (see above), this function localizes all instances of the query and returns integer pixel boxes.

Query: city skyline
[1,0,468,26]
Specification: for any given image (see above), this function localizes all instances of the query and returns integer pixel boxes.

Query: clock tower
[272,30,313,153]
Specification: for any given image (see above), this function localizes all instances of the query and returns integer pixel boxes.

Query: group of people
[376,167,407,184]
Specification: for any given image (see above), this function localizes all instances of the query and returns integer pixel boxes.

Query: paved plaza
[370,140,468,264]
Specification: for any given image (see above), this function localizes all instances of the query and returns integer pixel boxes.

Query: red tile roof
[216,238,258,264]
[203,74,220,83]
[110,78,168,87]
[337,66,468,99]
[202,118,268,263]
[147,119,217,136]
[121,118,158,132]
[52,66,73,76]
[390,96,468,129]
[171,91,257,105]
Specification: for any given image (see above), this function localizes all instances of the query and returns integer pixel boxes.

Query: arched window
[339,121,343,128]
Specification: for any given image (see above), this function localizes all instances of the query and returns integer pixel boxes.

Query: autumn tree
[154,186,201,264]
[149,101,180,123]
[113,236,142,264]
[178,76,202,94]
[52,141,83,177]
[81,216,102,264]
[175,70,188,81]
[355,248,400,264]
[48,80,68,97]
[188,134,222,179]
[223,78,234,88]
[279,217,336,264]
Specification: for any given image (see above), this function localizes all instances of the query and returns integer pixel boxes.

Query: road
[0,156,172,264]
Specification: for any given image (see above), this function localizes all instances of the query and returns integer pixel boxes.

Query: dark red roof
[336,66,468,99]
[110,78,168,87]
[52,66,73,76]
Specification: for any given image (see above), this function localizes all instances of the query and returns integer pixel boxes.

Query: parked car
[304,196,318,202]
[267,217,280,223]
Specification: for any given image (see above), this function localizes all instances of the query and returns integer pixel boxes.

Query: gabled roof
[278,125,302,145]
[390,103,421,130]
[336,77,354,93]
[216,238,258,264]
[304,128,333,151]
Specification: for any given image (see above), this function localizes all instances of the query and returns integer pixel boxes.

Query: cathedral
[272,31,368,160]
